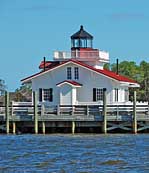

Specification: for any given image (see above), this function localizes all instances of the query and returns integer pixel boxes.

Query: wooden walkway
[0,91,149,134]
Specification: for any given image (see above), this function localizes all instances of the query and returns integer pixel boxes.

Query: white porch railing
[11,101,148,107]
[76,101,148,106]
[0,103,148,117]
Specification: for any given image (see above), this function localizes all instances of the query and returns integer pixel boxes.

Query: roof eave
[57,83,82,88]
[119,81,140,87]
[21,60,139,86]
[21,80,32,84]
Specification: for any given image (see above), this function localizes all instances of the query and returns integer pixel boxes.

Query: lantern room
[53,25,109,65]
[71,25,93,49]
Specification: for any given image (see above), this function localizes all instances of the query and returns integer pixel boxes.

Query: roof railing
[53,50,109,62]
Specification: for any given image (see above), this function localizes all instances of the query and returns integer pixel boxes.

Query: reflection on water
[0,134,149,172]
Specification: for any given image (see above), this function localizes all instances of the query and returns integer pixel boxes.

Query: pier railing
[0,104,148,121]
[0,91,149,134]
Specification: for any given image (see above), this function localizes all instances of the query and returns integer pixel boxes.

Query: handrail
[0,104,148,117]
[53,50,109,61]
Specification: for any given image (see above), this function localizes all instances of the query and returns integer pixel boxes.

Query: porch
[0,91,149,134]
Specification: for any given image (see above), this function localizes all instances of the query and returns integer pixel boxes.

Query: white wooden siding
[31,62,128,105]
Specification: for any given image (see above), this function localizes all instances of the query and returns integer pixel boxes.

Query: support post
[42,121,46,134]
[11,101,16,134]
[57,104,60,115]
[72,121,75,134]
[133,91,137,134]
[5,91,9,134]
[71,106,74,116]
[12,122,16,134]
[33,91,38,134]
[86,105,89,116]
[11,101,13,116]
[41,104,45,116]
[102,88,107,134]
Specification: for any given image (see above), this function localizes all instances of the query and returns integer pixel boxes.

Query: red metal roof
[39,61,60,69]
[72,60,137,83]
[56,80,82,87]
[22,59,137,84]
[39,61,51,69]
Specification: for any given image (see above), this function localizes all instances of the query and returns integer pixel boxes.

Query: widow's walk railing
[53,50,109,62]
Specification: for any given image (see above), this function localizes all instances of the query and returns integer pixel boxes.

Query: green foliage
[108,60,149,102]
[103,63,110,70]
[14,83,32,102]
[0,79,6,96]
[139,61,149,102]
[111,61,140,81]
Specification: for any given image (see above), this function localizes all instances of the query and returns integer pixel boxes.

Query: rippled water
[0,134,148,173]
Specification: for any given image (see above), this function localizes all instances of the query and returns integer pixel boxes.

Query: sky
[0,0,149,91]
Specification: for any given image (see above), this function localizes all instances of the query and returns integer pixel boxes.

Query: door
[60,85,72,105]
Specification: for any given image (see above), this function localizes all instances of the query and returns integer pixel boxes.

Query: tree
[14,83,32,102]
[0,79,6,96]
[105,60,149,102]
[111,61,139,80]
[103,63,110,70]
[139,61,149,102]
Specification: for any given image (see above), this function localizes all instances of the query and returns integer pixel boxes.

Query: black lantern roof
[71,25,93,39]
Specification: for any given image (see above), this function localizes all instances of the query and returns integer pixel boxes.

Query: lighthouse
[22,25,139,106]
[54,25,109,69]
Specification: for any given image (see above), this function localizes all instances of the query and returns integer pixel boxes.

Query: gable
[21,59,138,86]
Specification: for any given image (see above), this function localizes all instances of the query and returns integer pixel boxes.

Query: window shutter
[49,88,53,102]
[93,88,96,101]
[39,88,42,102]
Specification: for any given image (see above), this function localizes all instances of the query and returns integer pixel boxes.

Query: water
[0,134,148,173]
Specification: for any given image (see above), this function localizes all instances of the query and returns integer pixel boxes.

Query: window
[125,89,129,101]
[114,88,118,102]
[93,88,103,101]
[39,88,53,102]
[67,67,72,79]
[74,67,79,80]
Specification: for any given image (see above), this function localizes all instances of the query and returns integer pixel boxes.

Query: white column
[59,88,62,105]
[72,87,77,105]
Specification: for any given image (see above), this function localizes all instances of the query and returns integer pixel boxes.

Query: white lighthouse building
[22,26,139,105]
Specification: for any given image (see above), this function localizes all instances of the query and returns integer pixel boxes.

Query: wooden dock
[0,91,149,134]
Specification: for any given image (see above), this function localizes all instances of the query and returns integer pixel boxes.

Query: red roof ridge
[22,59,138,84]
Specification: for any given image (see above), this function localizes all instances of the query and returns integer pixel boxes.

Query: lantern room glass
[71,38,92,48]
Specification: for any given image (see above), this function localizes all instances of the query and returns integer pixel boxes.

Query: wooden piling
[86,105,89,116]
[41,104,45,116]
[133,91,137,134]
[5,91,9,134]
[72,121,75,134]
[57,105,60,115]
[102,88,107,134]
[12,122,16,134]
[11,101,16,134]
[42,121,46,134]
[33,91,38,134]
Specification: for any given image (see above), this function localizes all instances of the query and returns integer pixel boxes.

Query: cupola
[53,25,109,68]
[71,25,93,49]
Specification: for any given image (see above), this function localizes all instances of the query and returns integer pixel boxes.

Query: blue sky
[0,0,149,91]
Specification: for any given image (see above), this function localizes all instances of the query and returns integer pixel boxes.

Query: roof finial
[80,25,83,30]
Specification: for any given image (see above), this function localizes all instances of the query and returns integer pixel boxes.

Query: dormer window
[74,67,79,80]
[67,67,72,79]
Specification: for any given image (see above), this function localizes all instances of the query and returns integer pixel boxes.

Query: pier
[0,91,149,134]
